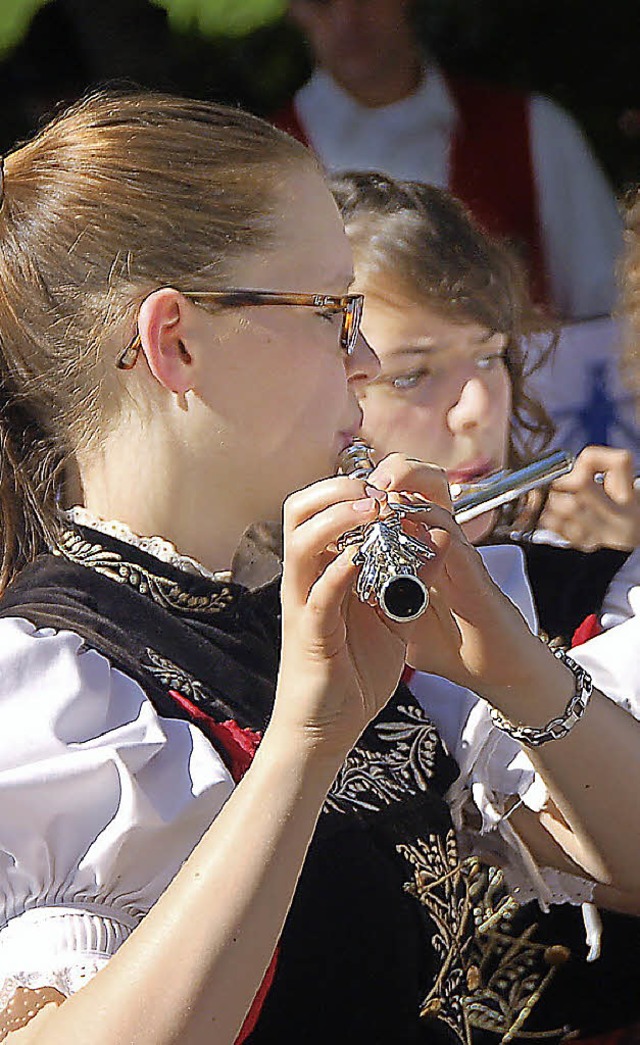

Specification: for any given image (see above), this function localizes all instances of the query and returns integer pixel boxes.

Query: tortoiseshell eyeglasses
[115,289,365,370]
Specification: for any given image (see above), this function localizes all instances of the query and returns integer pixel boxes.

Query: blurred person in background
[279,0,623,322]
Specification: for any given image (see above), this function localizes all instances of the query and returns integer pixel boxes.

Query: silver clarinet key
[337,441,434,622]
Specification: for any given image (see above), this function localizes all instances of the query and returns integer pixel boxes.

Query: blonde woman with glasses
[0,92,638,1045]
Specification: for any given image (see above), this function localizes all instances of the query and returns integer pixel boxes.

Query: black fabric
[501,539,640,1041]
[504,903,640,1040]
[0,525,467,1044]
[517,541,630,646]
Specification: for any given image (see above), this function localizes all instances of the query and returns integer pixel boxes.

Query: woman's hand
[360,456,552,698]
[272,459,450,759]
[404,509,554,700]
[539,445,640,552]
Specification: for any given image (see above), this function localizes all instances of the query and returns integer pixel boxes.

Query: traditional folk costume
[0,514,487,1045]
[1,515,636,1041]
[410,541,640,1041]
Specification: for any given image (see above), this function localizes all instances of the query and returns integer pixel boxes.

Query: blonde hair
[0,89,309,592]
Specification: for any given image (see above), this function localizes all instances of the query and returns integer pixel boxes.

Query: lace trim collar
[62,507,232,584]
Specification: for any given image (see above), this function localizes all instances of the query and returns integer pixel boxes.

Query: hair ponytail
[0,387,63,593]
[0,154,63,592]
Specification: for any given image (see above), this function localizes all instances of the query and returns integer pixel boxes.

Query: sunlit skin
[356,286,512,543]
[176,165,379,523]
[82,167,380,574]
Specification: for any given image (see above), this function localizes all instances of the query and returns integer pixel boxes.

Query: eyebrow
[382,330,508,359]
[381,343,438,359]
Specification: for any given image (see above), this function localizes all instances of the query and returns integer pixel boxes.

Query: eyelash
[477,350,507,370]
[388,351,507,392]
[390,369,430,391]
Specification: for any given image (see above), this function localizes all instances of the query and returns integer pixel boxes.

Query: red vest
[274,73,548,303]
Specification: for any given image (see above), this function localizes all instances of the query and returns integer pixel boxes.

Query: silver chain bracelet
[489,647,593,748]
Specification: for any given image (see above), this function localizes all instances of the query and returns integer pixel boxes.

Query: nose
[446,373,491,433]
[346,329,380,386]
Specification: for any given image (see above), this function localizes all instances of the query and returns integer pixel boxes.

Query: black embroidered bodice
[0,525,481,1044]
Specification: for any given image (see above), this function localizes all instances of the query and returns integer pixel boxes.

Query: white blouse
[0,618,234,1004]
[1,537,639,998]
[295,65,622,321]
[408,543,638,958]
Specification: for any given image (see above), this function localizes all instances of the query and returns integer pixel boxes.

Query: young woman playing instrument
[331,170,640,1040]
[0,95,638,1045]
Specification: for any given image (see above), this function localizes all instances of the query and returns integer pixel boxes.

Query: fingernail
[353,497,377,512]
[365,485,387,500]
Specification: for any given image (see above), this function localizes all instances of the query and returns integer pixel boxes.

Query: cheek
[496,374,513,456]
[360,391,444,459]
[232,350,346,452]
[287,356,350,447]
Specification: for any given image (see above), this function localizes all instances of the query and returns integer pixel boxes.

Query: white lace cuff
[0,905,137,1003]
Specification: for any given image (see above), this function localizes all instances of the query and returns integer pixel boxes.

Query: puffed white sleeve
[571,593,640,720]
[409,545,598,925]
[0,617,235,1003]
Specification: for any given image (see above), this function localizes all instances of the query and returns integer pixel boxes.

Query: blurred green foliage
[0,0,637,189]
[149,0,287,37]
[0,0,51,56]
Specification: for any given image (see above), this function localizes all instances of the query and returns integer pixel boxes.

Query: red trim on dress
[168,690,261,782]
[570,613,603,648]
[571,1025,640,1045]
[272,101,310,147]
[274,78,549,305]
[236,949,280,1044]
[402,666,415,687]
[167,689,275,1042]
[446,74,548,305]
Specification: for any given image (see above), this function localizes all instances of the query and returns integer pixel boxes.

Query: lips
[338,432,363,454]
[447,460,495,485]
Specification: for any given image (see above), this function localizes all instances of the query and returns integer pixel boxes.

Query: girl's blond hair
[0,90,308,592]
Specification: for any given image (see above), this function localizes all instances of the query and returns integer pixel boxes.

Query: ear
[136,288,195,395]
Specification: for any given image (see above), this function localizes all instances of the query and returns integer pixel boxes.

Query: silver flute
[451,449,575,523]
[337,441,434,622]
[337,444,575,621]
